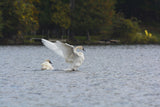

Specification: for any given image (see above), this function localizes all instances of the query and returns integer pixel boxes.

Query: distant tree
[14,0,39,37]
[0,10,3,38]
[116,0,160,22]
[37,0,70,39]
[0,0,39,42]
[71,0,115,41]
[51,0,70,39]
[51,0,70,30]
[0,0,18,39]
[38,0,52,36]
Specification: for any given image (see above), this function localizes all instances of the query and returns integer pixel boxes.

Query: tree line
[116,0,160,23]
[0,0,159,44]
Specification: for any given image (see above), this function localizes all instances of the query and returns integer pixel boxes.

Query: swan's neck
[74,46,84,58]
[74,46,81,52]
[74,46,83,55]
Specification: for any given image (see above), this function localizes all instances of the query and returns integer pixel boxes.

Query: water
[0,45,160,107]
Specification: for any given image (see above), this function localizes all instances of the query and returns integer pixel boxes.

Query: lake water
[0,45,160,107]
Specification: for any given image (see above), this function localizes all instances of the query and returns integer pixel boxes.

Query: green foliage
[0,0,19,39]
[14,0,39,33]
[0,11,3,38]
[37,0,70,39]
[111,15,141,43]
[133,32,158,44]
[72,0,115,37]
[38,0,52,28]
[0,0,39,41]
[116,0,160,23]
[0,0,159,44]
[51,0,70,29]
[111,14,158,44]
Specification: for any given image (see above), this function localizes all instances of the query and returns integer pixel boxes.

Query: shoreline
[0,39,160,45]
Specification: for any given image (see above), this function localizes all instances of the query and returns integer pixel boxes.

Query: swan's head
[45,60,52,64]
[77,46,85,51]
[41,59,54,70]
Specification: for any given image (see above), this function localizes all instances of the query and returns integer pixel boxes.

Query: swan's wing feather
[41,39,64,57]
[56,41,77,61]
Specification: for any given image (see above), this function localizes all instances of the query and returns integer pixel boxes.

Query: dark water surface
[0,45,160,107]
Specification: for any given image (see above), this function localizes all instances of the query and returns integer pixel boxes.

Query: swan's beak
[49,61,52,64]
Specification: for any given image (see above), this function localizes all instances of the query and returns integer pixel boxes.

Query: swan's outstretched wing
[56,41,77,62]
[41,39,64,57]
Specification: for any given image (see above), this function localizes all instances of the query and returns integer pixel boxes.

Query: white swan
[41,39,85,71]
[41,60,54,70]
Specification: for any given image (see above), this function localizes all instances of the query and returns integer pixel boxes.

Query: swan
[41,60,54,70]
[41,39,85,71]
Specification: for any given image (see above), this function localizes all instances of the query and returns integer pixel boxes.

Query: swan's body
[41,39,85,71]
[41,60,54,70]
